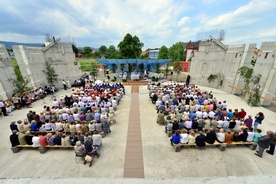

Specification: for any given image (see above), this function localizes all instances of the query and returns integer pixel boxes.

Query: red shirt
[239,111,247,118]
[39,136,48,147]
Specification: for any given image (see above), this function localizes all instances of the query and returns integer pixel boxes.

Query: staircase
[210,35,227,51]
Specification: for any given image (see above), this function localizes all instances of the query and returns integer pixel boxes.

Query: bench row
[172,141,257,152]
[11,145,74,154]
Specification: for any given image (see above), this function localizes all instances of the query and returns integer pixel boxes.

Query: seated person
[74,141,85,156]
[170,130,181,145]
[216,128,225,143]
[246,127,255,142]
[239,128,248,142]
[195,131,206,147]
[84,136,100,157]
[205,128,217,144]
[180,128,188,144]
[25,131,33,145]
[225,130,234,144]
[10,130,20,147]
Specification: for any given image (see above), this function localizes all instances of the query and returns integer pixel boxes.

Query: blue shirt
[189,113,196,121]
[228,112,234,120]
[171,134,181,144]
[30,123,37,132]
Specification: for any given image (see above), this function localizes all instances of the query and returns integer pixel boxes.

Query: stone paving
[1,83,276,183]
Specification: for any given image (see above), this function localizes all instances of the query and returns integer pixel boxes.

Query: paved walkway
[124,85,144,178]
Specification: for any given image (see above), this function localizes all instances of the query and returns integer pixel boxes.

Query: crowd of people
[9,81,125,160]
[149,82,276,158]
[0,85,59,116]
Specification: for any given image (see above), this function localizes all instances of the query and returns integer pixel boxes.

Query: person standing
[266,132,276,155]
[186,75,191,86]
[255,130,274,158]
[254,112,264,132]
[244,115,253,128]
[0,100,7,116]
[63,79,67,90]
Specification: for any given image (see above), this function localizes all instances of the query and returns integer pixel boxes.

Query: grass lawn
[79,58,99,72]
[10,58,18,67]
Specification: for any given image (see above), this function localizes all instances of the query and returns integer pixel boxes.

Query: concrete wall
[13,43,81,89]
[253,42,276,106]
[190,40,276,106]
[0,44,16,100]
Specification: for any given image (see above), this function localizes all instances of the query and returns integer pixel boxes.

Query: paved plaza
[1,84,276,183]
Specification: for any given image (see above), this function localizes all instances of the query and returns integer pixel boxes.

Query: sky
[0,0,276,49]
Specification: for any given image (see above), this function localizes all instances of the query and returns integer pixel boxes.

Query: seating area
[9,80,124,163]
[149,82,265,154]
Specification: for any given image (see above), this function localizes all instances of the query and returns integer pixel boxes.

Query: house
[147,48,160,59]
[183,41,199,61]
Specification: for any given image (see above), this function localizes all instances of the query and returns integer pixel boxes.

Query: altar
[130,73,140,80]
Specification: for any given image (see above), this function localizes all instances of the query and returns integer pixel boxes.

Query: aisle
[123,85,144,178]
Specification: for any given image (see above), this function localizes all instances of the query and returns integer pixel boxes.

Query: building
[183,41,199,61]
[147,48,160,59]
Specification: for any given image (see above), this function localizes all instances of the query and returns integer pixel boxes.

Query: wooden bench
[226,141,257,150]
[172,141,257,152]
[39,145,74,154]
[11,145,74,154]
[173,141,226,152]
[11,145,37,153]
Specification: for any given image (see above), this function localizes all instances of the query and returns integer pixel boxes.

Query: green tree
[168,42,185,61]
[118,33,144,78]
[10,65,33,95]
[158,45,169,79]
[173,60,182,81]
[158,45,169,59]
[105,45,116,59]
[99,45,107,56]
[42,61,59,86]
[83,46,92,58]
[90,61,99,79]
[118,33,144,58]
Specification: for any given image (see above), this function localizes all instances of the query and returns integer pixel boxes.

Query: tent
[96,59,171,72]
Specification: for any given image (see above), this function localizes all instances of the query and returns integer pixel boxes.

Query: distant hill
[0,40,98,51]
[77,46,98,51]
[0,41,43,50]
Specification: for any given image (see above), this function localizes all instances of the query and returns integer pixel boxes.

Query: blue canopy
[96,59,171,72]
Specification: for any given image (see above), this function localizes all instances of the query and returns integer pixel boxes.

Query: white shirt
[217,120,224,128]
[76,123,81,132]
[180,133,188,143]
[208,111,215,118]
[32,136,40,147]
[196,111,203,118]
[0,101,4,108]
[53,100,59,107]
[247,132,255,142]
[184,120,193,129]
[92,134,102,146]
[216,132,225,142]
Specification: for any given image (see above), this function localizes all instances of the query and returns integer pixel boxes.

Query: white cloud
[202,0,276,29]
[177,27,201,41]
[0,33,43,43]
[177,16,190,27]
